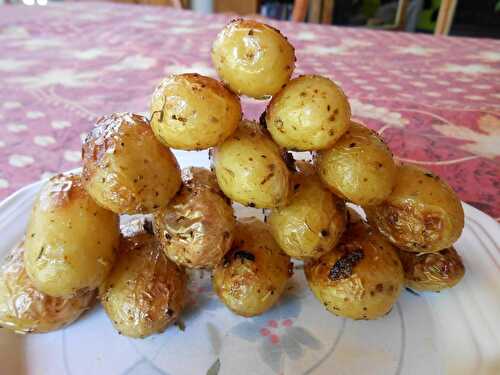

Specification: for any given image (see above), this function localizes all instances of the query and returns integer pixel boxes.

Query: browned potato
[150,74,242,150]
[316,122,397,205]
[212,218,293,317]
[365,164,464,252]
[100,219,187,338]
[265,75,351,150]
[154,167,235,269]
[211,19,295,98]
[0,241,96,334]
[304,219,404,320]
[24,173,119,297]
[82,112,182,214]
[398,247,465,292]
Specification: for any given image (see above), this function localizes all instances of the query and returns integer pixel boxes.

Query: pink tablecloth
[1,2,499,220]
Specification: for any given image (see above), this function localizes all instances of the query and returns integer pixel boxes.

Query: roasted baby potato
[82,112,182,214]
[211,19,295,98]
[213,120,290,208]
[100,219,187,338]
[316,122,397,206]
[304,220,404,320]
[268,162,346,259]
[150,73,242,150]
[0,241,96,334]
[154,167,235,269]
[24,173,119,297]
[212,218,292,317]
[398,247,465,292]
[365,164,464,252]
[264,75,351,150]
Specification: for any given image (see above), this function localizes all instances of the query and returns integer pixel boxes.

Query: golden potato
[150,73,242,150]
[264,75,351,150]
[213,120,291,208]
[0,241,96,334]
[304,220,404,320]
[24,173,119,297]
[154,167,235,269]
[211,19,295,98]
[268,163,346,259]
[82,112,181,214]
[398,247,465,292]
[100,219,187,338]
[212,218,292,317]
[316,122,397,205]
[365,164,464,252]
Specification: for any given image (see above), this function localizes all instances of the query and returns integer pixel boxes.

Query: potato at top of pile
[211,19,295,99]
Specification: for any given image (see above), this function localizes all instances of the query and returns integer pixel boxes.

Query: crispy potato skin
[213,120,290,208]
[212,218,292,317]
[100,220,187,338]
[154,167,235,269]
[211,19,295,98]
[398,247,465,292]
[316,122,397,205]
[365,164,464,252]
[265,75,351,150]
[304,220,404,320]
[24,174,119,297]
[82,112,181,214]
[150,74,242,150]
[0,241,96,334]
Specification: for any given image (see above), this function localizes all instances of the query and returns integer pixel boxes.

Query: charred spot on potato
[320,229,329,237]
[233,250,256,262]
[283,151,296,172]
[329,249,364,281]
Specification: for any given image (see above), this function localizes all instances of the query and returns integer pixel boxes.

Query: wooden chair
[434,0,457,35]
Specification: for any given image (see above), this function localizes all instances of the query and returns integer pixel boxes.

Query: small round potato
[24,173,120,297]
[211,19,295,98]
[268,163,346,259]
[154,167,235,269]
[398,247,465,292]
[212,218,292,317]
[265,75,351,150]
[316,122,397,205]
[150,74,242,150]
[213,120,291,208]
[82,112,182,214]
[0,241,96,334]
[100,219,187,338]
[365,164,464,253]
[304,220,404,320]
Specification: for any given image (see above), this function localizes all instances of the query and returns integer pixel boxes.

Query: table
[0,2,499,220]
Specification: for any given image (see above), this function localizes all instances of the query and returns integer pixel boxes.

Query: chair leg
[435,0,457,35]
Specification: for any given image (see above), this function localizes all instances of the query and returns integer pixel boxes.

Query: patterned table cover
[0,2,499,220]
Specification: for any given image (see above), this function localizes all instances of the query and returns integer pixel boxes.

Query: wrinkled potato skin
[150,74,242,150]
[212,218,292,317]
[304,220,404,320]
[82,113,182,214]
[268,166,346,259]
[154,167,235,269]
[24,174,119,297]
[0,242,96,334]
[365,164,464,252]
[398,247,465,292]
[211,19,295,98]
[100,220,187,338]
[265,75,351,150]
[316,122,396,205]
[213,120,290,208]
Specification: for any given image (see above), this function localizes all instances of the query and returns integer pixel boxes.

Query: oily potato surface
[24,173,119,297]
[365,164,464,252]
[265,75,351,150]
[211,19,295,98]
[150,73,242,150]
[82,112,182,214]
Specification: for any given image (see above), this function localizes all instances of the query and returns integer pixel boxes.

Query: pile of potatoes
[0,18,465,337]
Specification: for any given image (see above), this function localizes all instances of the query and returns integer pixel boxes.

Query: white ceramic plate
[0,150,499,375]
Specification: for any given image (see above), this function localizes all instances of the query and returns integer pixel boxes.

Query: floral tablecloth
[0,2,499,220]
